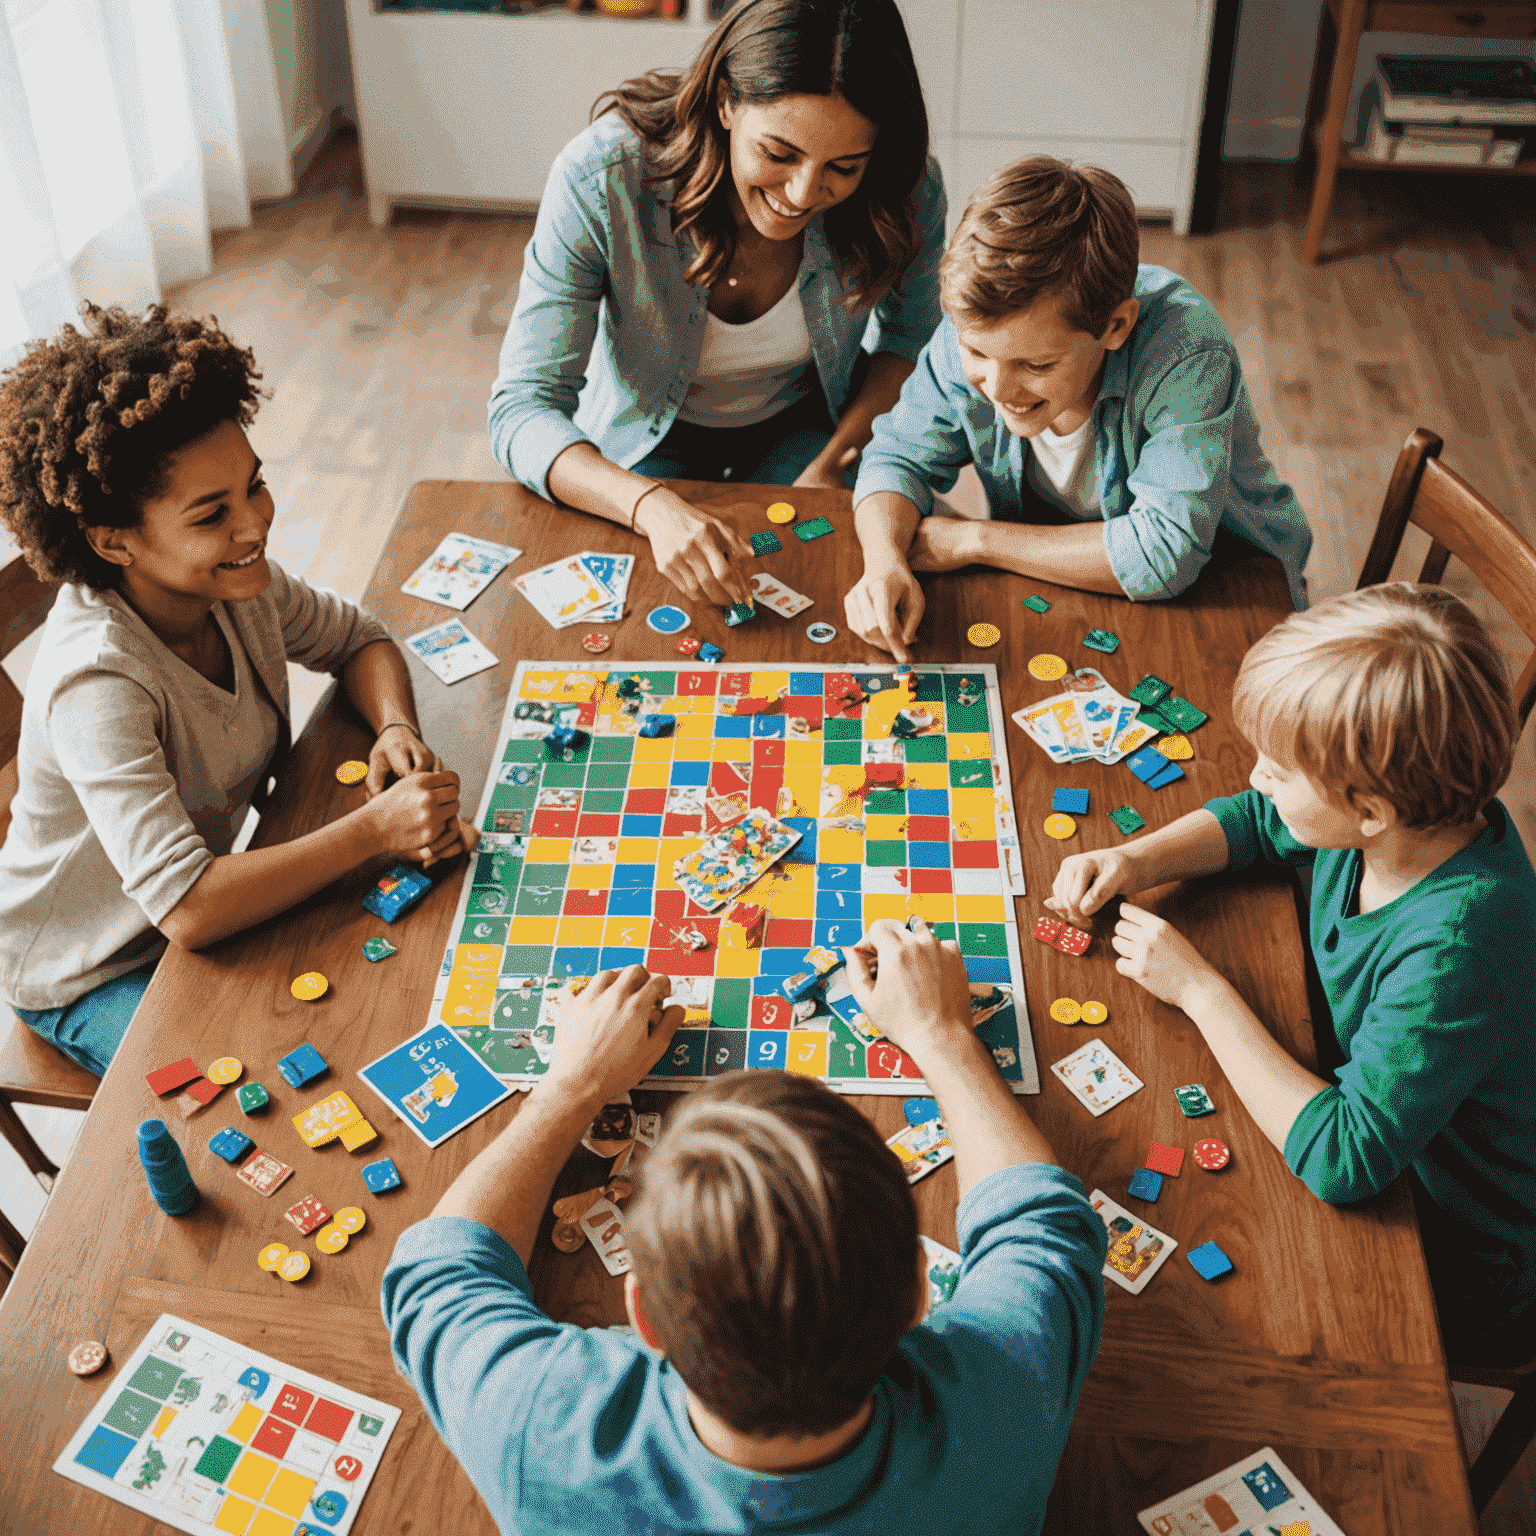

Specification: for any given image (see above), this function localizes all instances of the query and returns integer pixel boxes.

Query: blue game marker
[645,604,690,634]
[1127,1167,1163,1202]
[1187,1240,1233,1280]
[362,1157,402,1194]
[1051,787,1090,816]
[276,1043,328,1090]
[208,1126,254,1165]
[1146,759,1185,790]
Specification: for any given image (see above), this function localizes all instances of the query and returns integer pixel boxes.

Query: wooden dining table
[0,480,1476,1535]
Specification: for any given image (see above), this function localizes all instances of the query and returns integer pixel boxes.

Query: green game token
[1164,695,1208,731]
[1135,704,1178,733]
[750,530,782,556]
[1176,1083,1216,1117]
[724,602,756,627]
[794,516,834,542]
[1130,674,1172,707]
[361,936,398,962]
[1108,805,1146,836]
[236,1082,269,1114]
[1082,628,1120,653]
[1023,595,1051,613]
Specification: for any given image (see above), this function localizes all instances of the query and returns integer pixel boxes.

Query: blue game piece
[208,1126,254,1165]
[362,1157,402,1194]
[362,863,432,923]
[645,604,690,634]
[1125,746,1166,784]
[1146,759,1185,789]
[544,725,588,758]
[903,1097,941,1127]
[1127,1167,1163,1202]
[781,970,821,1003]
[1051,787,1090,816]
[698,642,724,664]
[638,714,676,738]
[276,1043,328,1090]
[1187,1240,1233,1280]
[137,1119,197,1215]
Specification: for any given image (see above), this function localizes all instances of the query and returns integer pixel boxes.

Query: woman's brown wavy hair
[594,0,928,309]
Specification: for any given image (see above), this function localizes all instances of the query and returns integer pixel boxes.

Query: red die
[1054,925,1091,956]
[1193,1138,1231,1172]
[1033,917,1063,946]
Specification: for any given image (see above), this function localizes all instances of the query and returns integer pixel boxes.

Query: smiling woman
[0,305,478,1075]
[487,0,947,611]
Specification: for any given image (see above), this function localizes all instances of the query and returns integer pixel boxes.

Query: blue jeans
[14,964,157,1077]
[632,389,848,487]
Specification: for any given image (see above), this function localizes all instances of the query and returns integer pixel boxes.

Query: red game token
[582,633,611,654]
[1193,1137,1231,1171]
[675,638,701,656]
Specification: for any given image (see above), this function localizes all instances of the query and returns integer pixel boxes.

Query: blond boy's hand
[1111,903,1220,1011]
[1048,848,1141,924]
[841,918,973,1062]
[542,967,682,1109]
[845,559,924,663]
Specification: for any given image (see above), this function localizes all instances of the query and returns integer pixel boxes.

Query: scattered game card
[400,531,520,610]
[920,1234,962,1309]
[1012,667,1163,766]
[579,551,634,623]
[749,570,813,617]
[234,1149,293,1196]
[405,619,499,684]
[54,1311,399,1536]
[514,555,615,629]
[672,808,803,913]
[579,1197,632,1275]
[358,1024,514,1148]
[1137,1447,1349,1535]
[1050,1038,1143,1116]
[886,1117,954,1183]
[1090,1189,1178,1294]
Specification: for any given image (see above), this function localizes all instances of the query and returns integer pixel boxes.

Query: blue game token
[362,1157,402,1194]
[645,605,690,634]
[806,622,837,644]
[1187,1240,1233,1280]
[1127,1167,1163,1202]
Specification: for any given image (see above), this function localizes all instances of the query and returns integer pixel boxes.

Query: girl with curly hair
[488,0,944,611]
[0,305,474,1074]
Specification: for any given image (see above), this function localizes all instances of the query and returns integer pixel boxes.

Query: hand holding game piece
[540,966,684,1112]
[363,768,466,867]
[365,719,439,797]
[844,558,925,664]
[633,488,756,608]
[1111,902,1219,1011]
[1048,847,1141,923]
[840,918,973,1064]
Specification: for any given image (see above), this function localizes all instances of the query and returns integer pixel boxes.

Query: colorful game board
[54,1313,399,1535]
[430,662,1038,1095]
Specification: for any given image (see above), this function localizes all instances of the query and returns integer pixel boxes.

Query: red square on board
[751,994,794,1031]
[786,697,822,724]
[625,787,666,816]
[145,1057,200,1095]
[576,814,621,838]
[563,887,608,917]
[710,761,751,796]
[867,1040,923,1080]
[653,889,687,922]
[765,918,814,951]
[719,672,752,697]
[270,1384,315,1426]
[906,815,951,843]
[571,700,597,728]
[1055,925,1091,956]
[910,868,953,894]
[863,763,903,787]
[952,840,999,869]
[661,813,704,838]
[1033,917,1063,946]
[674,671,717,696]
[250,1415,296,1458]
[303,1398,354,1443]
[752,738,785,769]
[532,808,578,838]
[1145,1141,1185,1177]
[748,769,784,811]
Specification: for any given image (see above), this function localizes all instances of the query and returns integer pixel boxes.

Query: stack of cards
[401,532,521,609]
[749,570,813,618]
[1012,667,1161,765]
[515,553,635,629]
[886,1117,953,1184]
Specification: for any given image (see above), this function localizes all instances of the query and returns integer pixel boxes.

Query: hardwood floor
[5,130,1535,1525]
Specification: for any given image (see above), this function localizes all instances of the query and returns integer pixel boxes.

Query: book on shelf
[1376,55,1536,128]
[1355,78,1527,167]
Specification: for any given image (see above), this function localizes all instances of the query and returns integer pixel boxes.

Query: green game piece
[1129,674,1172,707]
[361,935,397,962]
[794,516,834,542]
[725,602,756,627]
[1175,1082,1216,1117]
[1135,704,1178,734]
[1082,628,1120,653]
[750,530,782,556]
[1164,695,1209,731]
[1023,595,1051,613]
[356,1413,385,1437]
[1108,805,1146,836]
[236,1082,269,1114]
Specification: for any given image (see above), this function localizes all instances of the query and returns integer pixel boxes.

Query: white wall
[264,0,357,172]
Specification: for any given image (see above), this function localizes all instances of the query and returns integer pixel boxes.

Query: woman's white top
[676,282,816,428]
[1025,417,1102,520]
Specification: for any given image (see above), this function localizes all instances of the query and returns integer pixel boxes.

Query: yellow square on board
[658,839,699,882]
[617,837,659,864]
[627,761,668,788]
[226,1451,278,1501]
[952,818,995,844]
[677,714,712,738]
[673,736,711,761]
[675,696,715,715]
[567,863,612,890]
[558,915,605,947]
[442,972,495,1026]
[863,690,901,736]
[948,731,992,760]
[956,894,1009,924]
[823,764,866,790]
[519,669,568,700]
[262,1468,318,1519]
[225,1401,261,1444]
[783,740,821,768]
[864,815,905,843]
[818,827,864,864]
[604,916,650,950]
[903,762,948,790]
[765,887,814,920]
[151,1405,177,1439]
[507,915,559,945]
[864,894,910,923]
[782,767,821,807]
[245,1509,296,1536]
[950,788,993,820]
[906,893,955,923]
[214,1495,257,1535]
[524,837,572,865]
[632,736,673,764]
[750,671,790,698]
[712,737,753,762]
[786,1030,828,1077]
[713,941,762,978]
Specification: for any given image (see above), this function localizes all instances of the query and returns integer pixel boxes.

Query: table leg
[1302,0,1368,267]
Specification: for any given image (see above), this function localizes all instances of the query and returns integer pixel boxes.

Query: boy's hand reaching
[845,559,925,663]
[542,967,682,1110]
[1047,848,1141,925]
[1112,903,1220,1011]
[841,918,973,1063]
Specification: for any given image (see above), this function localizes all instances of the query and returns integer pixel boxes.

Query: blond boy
[1052,583,1536,1364]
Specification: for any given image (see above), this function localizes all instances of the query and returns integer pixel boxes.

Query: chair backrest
[1357,428,1536,727]
[0,553,59,846]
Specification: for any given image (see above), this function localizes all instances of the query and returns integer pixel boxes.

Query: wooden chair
[1455,1356,1536,1514]
[0,554,96,1270]
[1357,427,1536,726]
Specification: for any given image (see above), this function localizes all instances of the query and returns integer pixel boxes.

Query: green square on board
[630,670,677,695]
[903,735,948,762]
[460,914,510,946]
[942,674,990,733]
[823,740,862,765]
[589,737,635,763]
[581,789,626,814]
[864,790,906,816]
[949,758,991,789]
[501,740,542,763]
[501,945,554,973]
[125,1356,182,1402]
[493,989,543,1030]
[824,717,863,740]
[540,763,586,788]
[710,978,752,1031]
[192,1435,242,1485]
[866,840,907,866]
[957,922,1008,957]
[466,884,511,917]
[912,671,945,703]
[585,763,632,790]
[102,1389,160,1438]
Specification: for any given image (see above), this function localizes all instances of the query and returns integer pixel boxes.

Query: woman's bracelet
[377,721,423,742]
[629,480,665,531]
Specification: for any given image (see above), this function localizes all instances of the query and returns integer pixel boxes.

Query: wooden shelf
[1324,134,1536,176]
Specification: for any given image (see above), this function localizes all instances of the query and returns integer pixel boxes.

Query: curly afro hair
[0,304,265,589]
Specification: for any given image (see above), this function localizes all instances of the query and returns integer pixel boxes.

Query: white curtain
[0,0,291,364]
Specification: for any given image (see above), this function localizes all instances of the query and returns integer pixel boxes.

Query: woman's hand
[1048,848,1142,925]
[635,489,756,607]
[794,444,860,491]
[1111,902,1221,1011]
[363,770,465,866]
[844,556,924,662]
[907,515,981,574]
[366,722,438,796]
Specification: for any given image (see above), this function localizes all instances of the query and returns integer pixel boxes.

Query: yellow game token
[1157,734,1193,760]
[1080,1000,1109,1025]
[967,622,1001,648]
[331,1206,367,1235]
[335,760,368,785]
[207,1056,243,1086]
[766,502,796,524]
[276,1250,311,1282]
[314,1223,350,1254]
[258,1241,291,1272]
[1049,997,1081,1025]
[290,971,329,1001]
[1043,813,1077,840]
[1029,653,1068,681]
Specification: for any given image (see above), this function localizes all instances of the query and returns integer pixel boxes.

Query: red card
[1033,917,1062,945]
[1054,925,1091,956]
[1145,1141,1185,1177]
[182,1076,223,1106]
[145,1057,201,1095]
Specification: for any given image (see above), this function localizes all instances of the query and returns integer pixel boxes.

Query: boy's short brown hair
[624,1070,922,1438]
[1231,583,1517,829]
[939,156,1139,337]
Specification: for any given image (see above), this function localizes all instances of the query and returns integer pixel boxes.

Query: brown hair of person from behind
[0,303,264,591]
[624,1068,923,1438]
[939,156,1139,337]
[1231,583,1517,830]
[593,0,929,306]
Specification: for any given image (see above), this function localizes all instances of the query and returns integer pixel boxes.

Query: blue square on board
[908,841,951,868]
[1052,787,1090,816]
[750,714,786,738]
[600,947,646,970]
[551,947,601,978]
[757,948,806,976]
[713,714,752,738]
[362,1157,402,1194]
[620,814,662,838]
[814,918,862,951]
[749,1030,788,1069]
[74,1425,138,1479]
[276,1043,327,1089]
[789,673,823,696]
[815,888,861,921]
[1127,1167,1163,1201]
[606,887,653,917]
[816,861,861,890]
[1187,1240,1233,1281]
[906,788,949,817]
[963,956,1011,984]
[783,817,816,862]
[669,760,711,786]
[614,864,653,886]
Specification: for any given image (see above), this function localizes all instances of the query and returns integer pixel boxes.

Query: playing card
[1050,1037,1143,1115]
[1090,1189,1178,1294]
[579,552,634,622]
[1137,1447,1349,1535]
[920,1234,963,1309]
[1011,698,1084,762]
[514,556,615,629]
[406,619,499,684]
[400,531,520,610]
[672,809,802,912]
[750,570,813,617]
[886,1117,954,1184]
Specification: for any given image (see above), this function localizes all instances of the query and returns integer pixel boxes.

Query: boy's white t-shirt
[1025,418,1101,520]
[677,284,815,428]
